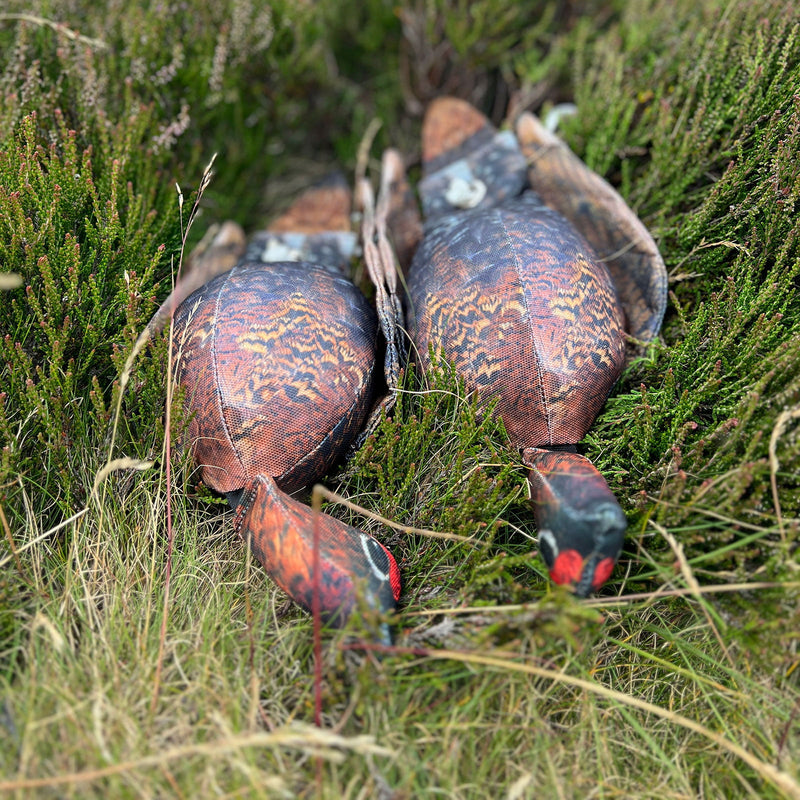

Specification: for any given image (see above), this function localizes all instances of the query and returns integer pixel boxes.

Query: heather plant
[0,108,173,506]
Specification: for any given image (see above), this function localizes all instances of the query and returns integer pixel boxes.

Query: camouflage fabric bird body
[392,98,667,595]
[170,177,401,637]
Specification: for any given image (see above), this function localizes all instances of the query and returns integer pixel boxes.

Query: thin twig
[0,507,89,570]
[0,725,392,791]
[150,275,176,715]
[769,406,800,544]
[409,581,800,614]
[310,488,324,731]
[92,458,154,494]
[0,501,24,574]
[645,496,791,533]
[354,117,383,207]
[150,157,216,713]
[312,484,485,546]
[0,13,108,50]
[777,698,800,767]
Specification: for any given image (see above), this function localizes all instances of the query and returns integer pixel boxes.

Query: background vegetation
[0,0,798,796]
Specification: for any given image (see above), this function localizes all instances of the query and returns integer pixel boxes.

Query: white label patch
[260,239,303,263]
[444,176,487,209]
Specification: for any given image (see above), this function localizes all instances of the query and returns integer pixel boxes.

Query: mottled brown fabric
[408,193,626,450]
[172,261,378,494]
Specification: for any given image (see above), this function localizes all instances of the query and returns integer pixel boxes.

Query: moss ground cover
[0,1,798,796]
